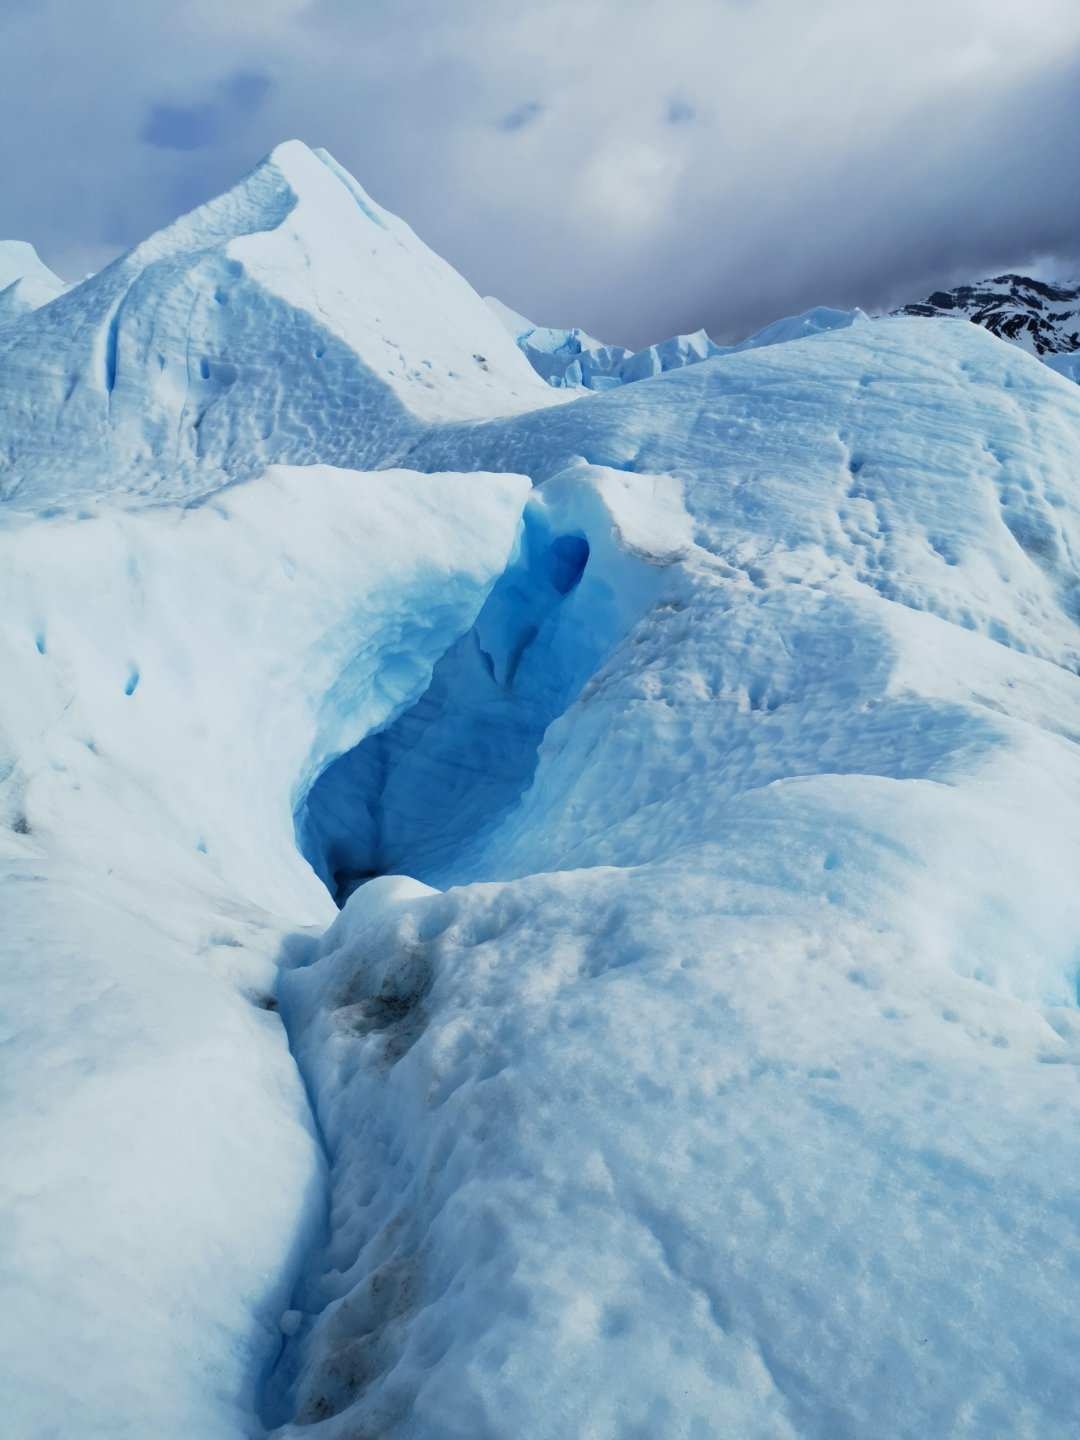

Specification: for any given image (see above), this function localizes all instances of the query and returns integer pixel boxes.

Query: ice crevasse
[3,140,1080,1440]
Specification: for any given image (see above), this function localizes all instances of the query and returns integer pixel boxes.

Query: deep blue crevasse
[296,510,592,904]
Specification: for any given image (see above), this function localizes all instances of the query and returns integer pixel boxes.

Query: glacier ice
[1046,349,1080,383]
[4,141,1080,1439]
[486,291,865,390]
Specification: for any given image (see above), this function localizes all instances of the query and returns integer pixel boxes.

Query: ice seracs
[487,292,865,389]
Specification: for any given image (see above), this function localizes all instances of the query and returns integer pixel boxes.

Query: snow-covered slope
[488,295,864,389]
[5,145,1080,1440]
[897,272,1080,358]
[0,142,552,511]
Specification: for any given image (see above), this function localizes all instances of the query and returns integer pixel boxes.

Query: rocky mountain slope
[896,271,1080,357]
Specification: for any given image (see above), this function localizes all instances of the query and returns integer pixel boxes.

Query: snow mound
[0,142,552,512]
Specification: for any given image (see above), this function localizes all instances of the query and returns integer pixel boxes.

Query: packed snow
[4,141,1080,1439]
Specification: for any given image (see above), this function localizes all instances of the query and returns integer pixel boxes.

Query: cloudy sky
[2,0,1080,347]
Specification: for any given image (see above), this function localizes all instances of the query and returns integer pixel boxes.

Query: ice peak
[0,139,550,509]
[0,239,61,288]
[91,139,374,278]
[0,239,66,324]
[265,136,320,169]
[258,139,380,209]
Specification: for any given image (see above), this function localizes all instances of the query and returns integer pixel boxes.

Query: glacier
[3,141,1080,1439]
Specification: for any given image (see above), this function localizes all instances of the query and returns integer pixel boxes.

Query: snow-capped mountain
[5,143,1080,1440]
[897,271,1080,354]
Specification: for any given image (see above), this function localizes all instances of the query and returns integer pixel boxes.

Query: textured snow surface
[4,145,1080,1439]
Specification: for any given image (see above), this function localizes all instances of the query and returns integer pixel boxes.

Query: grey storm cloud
[2,0,1080,347]
[665,99,696,127]
[498,100,544,134]
[141,103,222,152]
[141,70,274,152]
